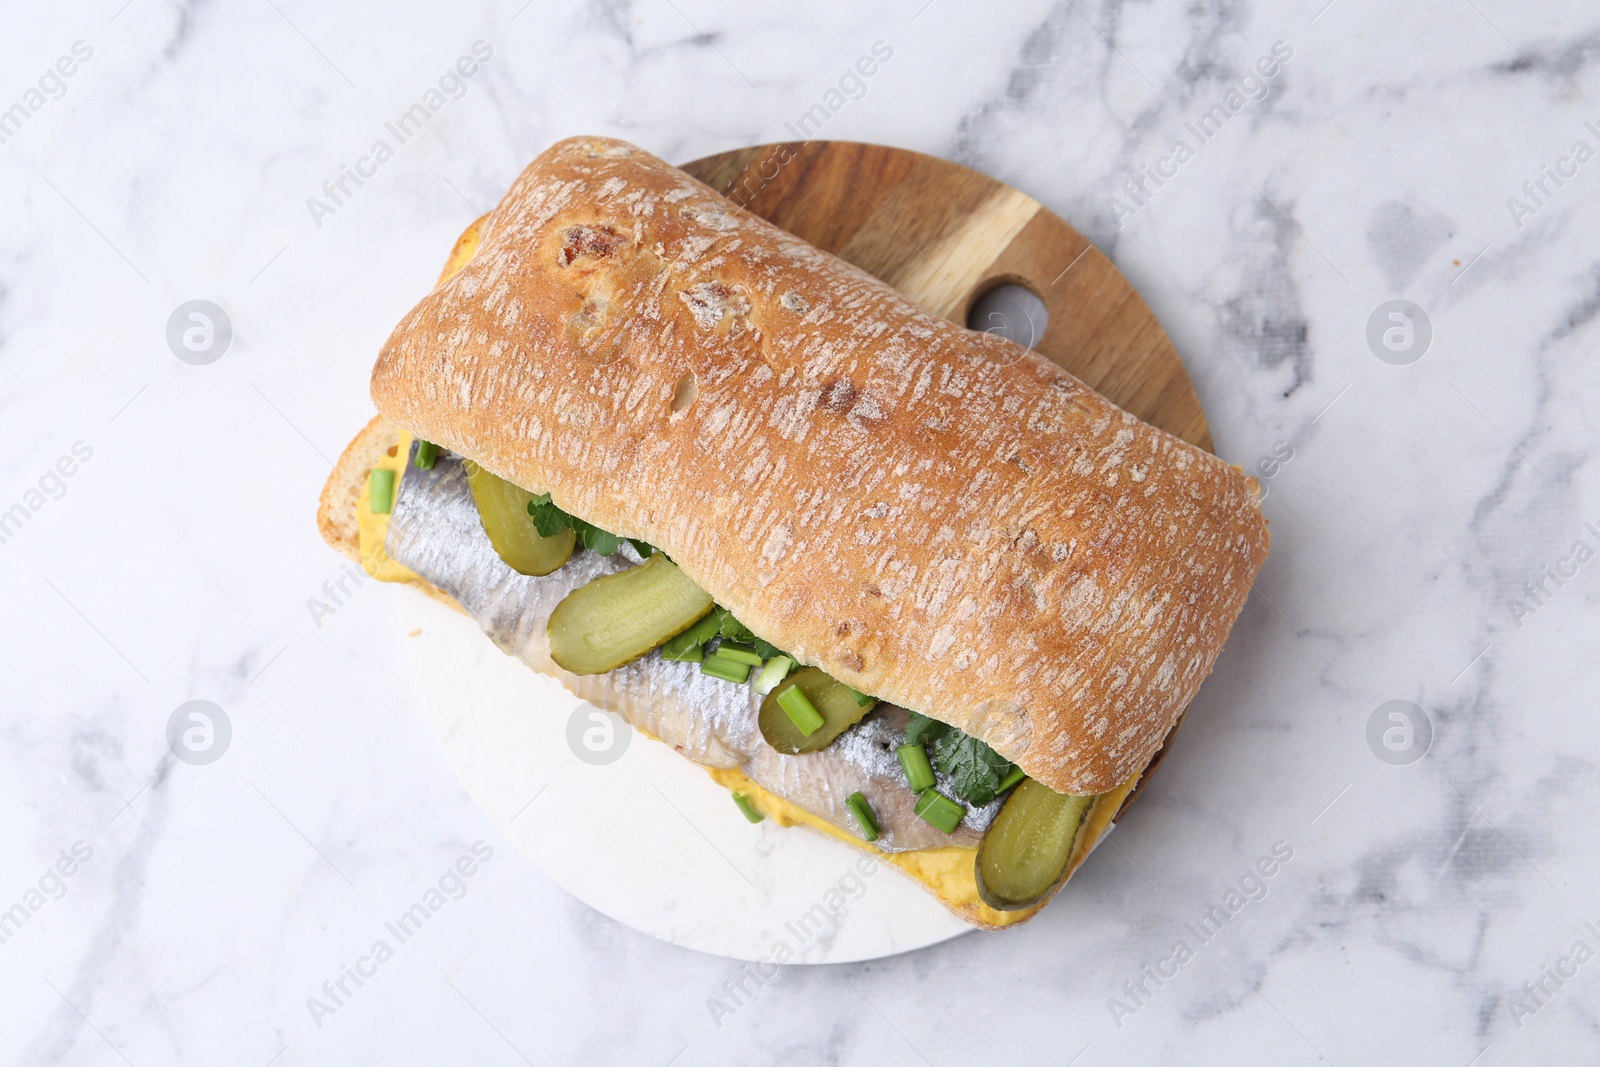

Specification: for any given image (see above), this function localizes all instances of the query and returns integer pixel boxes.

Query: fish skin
[387,449,999,850]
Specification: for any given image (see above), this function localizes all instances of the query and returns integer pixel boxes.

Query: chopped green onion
[913,788,965,834]
[714,644,763,667]
[846,791,880,842]
[413,440,438,469]
[731,792,764,823]
[661,612,721,658]
[777,685,825,736]
[896,743,936,792]
[661,643,705,663]
[367,468,396,514]
[701,654,752,684]
[998,764,1027,793]
[754,655,794,695]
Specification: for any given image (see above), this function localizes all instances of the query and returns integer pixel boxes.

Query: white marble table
[3,0,1598,1063]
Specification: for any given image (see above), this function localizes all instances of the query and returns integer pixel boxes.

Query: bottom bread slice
[318,414,1146,930]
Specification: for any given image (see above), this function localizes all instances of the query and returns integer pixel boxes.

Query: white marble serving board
[395,584,970,963]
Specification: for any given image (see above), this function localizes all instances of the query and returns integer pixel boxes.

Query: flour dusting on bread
[370,136,1269,795]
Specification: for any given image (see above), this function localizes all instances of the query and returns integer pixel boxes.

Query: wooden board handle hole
[966,282,1050,350]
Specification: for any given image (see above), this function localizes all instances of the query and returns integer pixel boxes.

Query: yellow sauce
[356,429,419,583]
[706,763,1143,927]
[436,217,482,284]
[1070,766,1143,871]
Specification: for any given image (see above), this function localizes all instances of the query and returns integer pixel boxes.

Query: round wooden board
[679,140,1212,451]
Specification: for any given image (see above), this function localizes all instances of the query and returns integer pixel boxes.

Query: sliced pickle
[464,461,576,576]
[548,554,714,674]
[758,668,877,754]
[975,778,1096,911]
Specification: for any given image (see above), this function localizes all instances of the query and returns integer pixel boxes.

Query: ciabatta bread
[367,136,1269,795]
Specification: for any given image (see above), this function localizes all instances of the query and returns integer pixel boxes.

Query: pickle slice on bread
[465,461,576,577]
[975,779,1094,911]
[548,554,715,674]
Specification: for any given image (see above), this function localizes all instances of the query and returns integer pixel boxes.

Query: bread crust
[368,136,1269,795]
[316,413,390,560]
[316,413,457,608]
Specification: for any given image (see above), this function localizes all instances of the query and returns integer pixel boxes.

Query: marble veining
[2,0,1598,1064]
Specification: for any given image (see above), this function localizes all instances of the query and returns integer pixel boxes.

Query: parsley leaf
[904,711,948,747]
[716,610,754,643]
[527,493,571,538]
[579,525,621,556]
[712,608,784,659]
[527,493,652,558]
[931,727,1013,807]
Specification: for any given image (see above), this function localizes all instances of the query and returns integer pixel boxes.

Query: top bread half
[369,136,1269,795]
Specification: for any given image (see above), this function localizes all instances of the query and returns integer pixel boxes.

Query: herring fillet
[385,450,998,851]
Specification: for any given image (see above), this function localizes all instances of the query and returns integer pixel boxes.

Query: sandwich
[317,136,1269,929]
